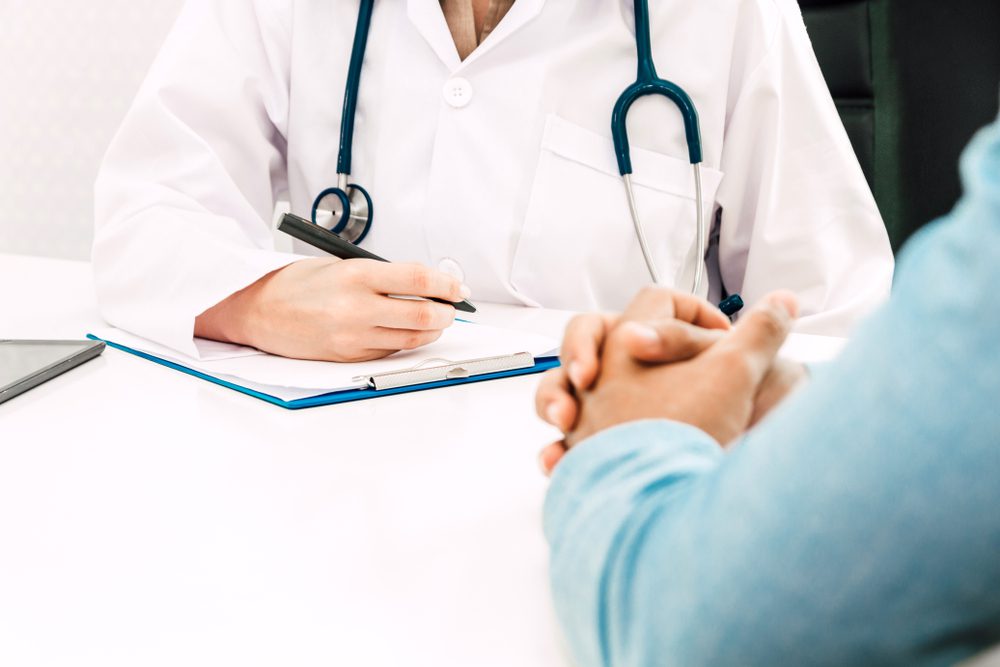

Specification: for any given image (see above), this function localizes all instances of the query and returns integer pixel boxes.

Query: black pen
[278,213,477,314]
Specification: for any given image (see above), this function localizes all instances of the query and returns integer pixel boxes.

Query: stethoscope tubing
[614,0,706,295]
[338,0,375,177]
[318,0,713,302]
[312,0,376,240]
[623,166,706,296]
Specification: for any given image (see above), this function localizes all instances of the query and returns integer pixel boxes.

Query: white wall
[0,0,185,260]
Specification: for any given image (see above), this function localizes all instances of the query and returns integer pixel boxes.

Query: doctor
[94,0,893,362]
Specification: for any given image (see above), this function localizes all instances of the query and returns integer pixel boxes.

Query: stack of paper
[90,322,559,404]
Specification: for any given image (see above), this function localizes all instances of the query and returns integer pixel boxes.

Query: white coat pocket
[509,114,724,311]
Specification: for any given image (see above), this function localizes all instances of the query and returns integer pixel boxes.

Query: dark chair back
[799,0,1000,250]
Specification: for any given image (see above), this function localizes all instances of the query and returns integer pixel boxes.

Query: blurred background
[0,0,184,260]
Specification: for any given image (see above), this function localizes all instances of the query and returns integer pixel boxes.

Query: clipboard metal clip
[354,352,536,391]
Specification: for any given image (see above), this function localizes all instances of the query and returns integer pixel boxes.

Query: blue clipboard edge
[87,334,561,410]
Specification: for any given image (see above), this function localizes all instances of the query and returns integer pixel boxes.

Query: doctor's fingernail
[568,362,587,389]
[460,284,472,299]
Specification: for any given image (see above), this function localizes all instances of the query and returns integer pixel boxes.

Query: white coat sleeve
[715,0,894,337]
[93,0,305,358]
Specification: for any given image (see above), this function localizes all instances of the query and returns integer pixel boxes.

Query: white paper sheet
[91,322,559,401]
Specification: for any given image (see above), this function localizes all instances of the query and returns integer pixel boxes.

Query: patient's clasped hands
[535,288,807,475]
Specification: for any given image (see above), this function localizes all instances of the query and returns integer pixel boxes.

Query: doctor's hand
[536,289,805,475]
[194,258,468,362]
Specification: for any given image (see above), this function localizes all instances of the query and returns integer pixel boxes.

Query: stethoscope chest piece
[311,179,374,245]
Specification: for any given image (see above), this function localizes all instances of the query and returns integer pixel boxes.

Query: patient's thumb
[715,291,798,382]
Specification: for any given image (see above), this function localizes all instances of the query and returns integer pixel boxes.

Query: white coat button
[443,78,473,108]
[437,258,465,283]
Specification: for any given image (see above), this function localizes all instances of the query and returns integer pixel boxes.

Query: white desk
[0,254,574,667]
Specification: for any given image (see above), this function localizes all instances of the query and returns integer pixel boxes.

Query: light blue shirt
[545,117,1000,667]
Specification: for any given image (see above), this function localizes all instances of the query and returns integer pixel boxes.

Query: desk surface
[0,253,574,667]
[0,253,849,667]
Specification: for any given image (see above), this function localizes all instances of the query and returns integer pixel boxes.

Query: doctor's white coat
[94,0,894,358]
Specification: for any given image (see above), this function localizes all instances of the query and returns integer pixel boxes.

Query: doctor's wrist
[194,268,279,349]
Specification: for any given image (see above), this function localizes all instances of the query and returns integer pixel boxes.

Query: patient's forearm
[545,121,1000,664]
[546,402,1000,667]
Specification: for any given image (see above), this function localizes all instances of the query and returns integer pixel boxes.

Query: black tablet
[0,340,106,405]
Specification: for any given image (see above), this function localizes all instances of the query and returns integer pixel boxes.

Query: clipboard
[86,333,560,410]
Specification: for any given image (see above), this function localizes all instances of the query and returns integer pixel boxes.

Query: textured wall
[0,0,185,260]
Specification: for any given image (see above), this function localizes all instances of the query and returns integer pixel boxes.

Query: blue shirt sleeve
[544,118,1000,667]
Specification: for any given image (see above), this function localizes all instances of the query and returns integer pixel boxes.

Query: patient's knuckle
[657,326,687,350]
[566,315,597,347]
[629,286,675,318]
[536,372,554,400]
[752,308,786,339]
[565,315,588,339]
[720,350,754,383]
[635,286,662,305]
[606,325,630,349]
[539,368,560,390]
[536,372,564,417]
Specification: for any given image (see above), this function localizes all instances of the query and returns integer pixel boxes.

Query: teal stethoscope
[312,0,744,315]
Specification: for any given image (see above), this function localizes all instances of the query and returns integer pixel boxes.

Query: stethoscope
[312,0,744,316]
[311,0,376,245]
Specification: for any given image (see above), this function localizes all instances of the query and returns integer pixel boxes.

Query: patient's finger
[538,441,568,477]
[749,359,808,427]
[710,291,799,386]
[620,287,682,321]
[670,292,733,331]
[618,320,727,363]
[535,367,578,432]
[619,288,730,332]
[560,313,618,391]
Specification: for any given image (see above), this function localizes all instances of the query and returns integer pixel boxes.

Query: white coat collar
[407,0,547,72]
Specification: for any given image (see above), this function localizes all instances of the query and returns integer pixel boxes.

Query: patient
[535,117,1000,667]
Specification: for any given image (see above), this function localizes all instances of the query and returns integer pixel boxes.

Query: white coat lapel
[461,0,546,67]
[407,0,462,71]
[407,0,547,71]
